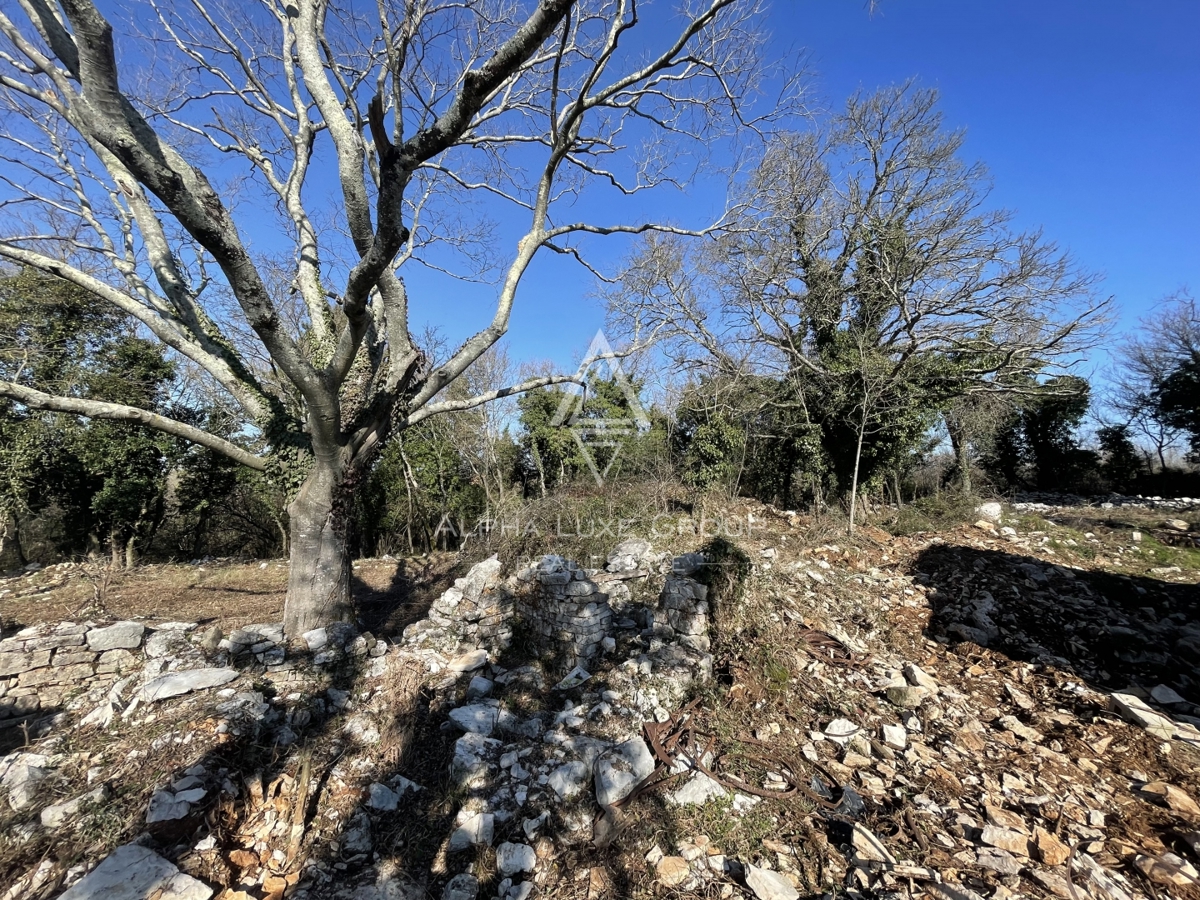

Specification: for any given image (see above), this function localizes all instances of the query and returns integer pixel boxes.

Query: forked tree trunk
[284,458,355,637]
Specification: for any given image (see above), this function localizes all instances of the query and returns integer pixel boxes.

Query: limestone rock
[146,789,192,823]
[548,761,590,800]
[41,785,109,829]
[0,650,52,677]
[1034,827,1071,866]
[745,863,799,900]
[466,676,493,699]
[86,621,145,651]
[448,812,494,851]
[496,842,536,876]
[885,685,927,708]
[655,856,691,887]
[449,701,500,735]
[367,783,401,811]
[447,649,489,673]
[138,667,238,702]
[4,759,47,811]
[1111,692,1178,740]
[451,732,502,786]
[981,824,1031,856]
[594,738,655,807]
[975,502,1003,521]
[668,771,727,806]
[881,724,907,750]
[58,843,212,900]
[442,874,479,900]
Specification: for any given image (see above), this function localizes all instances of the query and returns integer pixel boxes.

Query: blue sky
[462,0,1200,375]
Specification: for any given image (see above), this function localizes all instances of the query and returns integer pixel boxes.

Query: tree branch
[0,378,267,470]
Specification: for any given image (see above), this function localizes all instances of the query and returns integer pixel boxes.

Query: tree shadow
[354,556,461,640]
[913,543,1200,705]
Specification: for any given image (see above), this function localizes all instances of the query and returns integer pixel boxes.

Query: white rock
[903,662,939,694]
[146,790,192,823]
[442,873,479,900]
[451,733,502,786]
[41,785,109,829]
[975,502,1003,521]
[302,628,328,651]
[594,738,655,807]
[668,771,727,806]
[138,667,239,702]
[367,783,401,811]
[447,649,489,673]
[58,843,212,900]
[1112,692,1178,740]
[823,718,860,746]
[745,863,799,900]
[548,761,590,800]
[448,812,494,851]
[3,760,47,811]
[881,724,907,751]
[449,701,500,735]
[466,676,493,699]
[496,842,537,876]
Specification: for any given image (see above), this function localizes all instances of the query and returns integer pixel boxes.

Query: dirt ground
[0,553,463,640]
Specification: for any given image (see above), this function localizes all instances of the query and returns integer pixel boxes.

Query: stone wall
[0,618,301,732]
[402,540,705,676]
[652,553,711,653]
[0,621,146,722]
[514,555,613,668]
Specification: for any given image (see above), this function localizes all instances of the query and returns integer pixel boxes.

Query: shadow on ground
[913,543,1200,705]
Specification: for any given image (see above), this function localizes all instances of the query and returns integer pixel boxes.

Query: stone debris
[40,784,108,829]
[137,667,239,703]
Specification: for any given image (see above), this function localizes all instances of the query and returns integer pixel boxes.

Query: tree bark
[283,458,355,637]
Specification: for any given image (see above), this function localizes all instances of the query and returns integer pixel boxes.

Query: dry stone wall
[0,621,146,721]
[514,555,613,668]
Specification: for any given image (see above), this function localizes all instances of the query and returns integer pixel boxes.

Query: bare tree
[613,84,1108,521]
[0,0,782,633]
[1108,290,1198,469]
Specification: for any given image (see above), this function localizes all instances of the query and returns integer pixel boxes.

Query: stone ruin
[514,555,613,666]
[402,538,712,673]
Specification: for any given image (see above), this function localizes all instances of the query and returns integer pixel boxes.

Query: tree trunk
[125,534,138,570]
[848,413,866,535]
[110,527,122,569]
[284,459,355,637]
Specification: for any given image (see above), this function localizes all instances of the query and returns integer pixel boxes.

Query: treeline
[1,259,1193,569]
[2,86,1197,568]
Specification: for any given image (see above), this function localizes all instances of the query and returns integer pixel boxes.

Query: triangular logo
[550,330,651,486]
